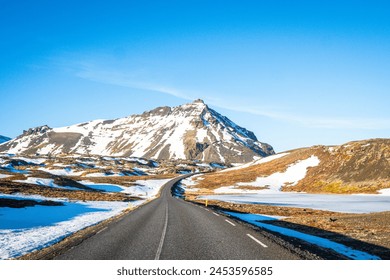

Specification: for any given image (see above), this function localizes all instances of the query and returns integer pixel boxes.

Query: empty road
[55,175,300,260]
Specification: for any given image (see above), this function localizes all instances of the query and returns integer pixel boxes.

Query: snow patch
[0,174,11,179]
[13,177,76,190]
[378,188,390,196]
[229,156,320,192]
[221,153,289,173]
[13,157,46,165]
[39,167,83,176]
[122,179,171,199]
[79,178,171,198]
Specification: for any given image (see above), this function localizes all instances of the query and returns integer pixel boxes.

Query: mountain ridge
[0,100,274,163]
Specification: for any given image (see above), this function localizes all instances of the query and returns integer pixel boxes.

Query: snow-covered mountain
[0,100,274,163]
[0,135,11,144]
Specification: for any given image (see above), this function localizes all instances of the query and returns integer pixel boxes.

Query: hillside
[185,138,390,194]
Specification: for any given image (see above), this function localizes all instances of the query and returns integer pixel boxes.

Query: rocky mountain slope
[0,100,274,163]
[0,135,11,144]
[186,138,390,194]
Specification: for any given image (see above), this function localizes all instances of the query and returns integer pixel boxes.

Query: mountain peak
[22,125,51,136]
[193,99,205,104]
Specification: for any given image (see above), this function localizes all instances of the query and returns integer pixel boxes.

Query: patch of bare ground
[189,198,390,259]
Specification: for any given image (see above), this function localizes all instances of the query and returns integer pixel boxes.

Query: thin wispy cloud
[226,106,390,130]
[74,65,390,131]
[76,68,192,100]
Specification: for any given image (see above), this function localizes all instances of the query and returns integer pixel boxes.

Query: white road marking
[247,234,268,248]
[225,219,236,227]
[213,212,220,216]
[155,205,169,260]
[97,227,107,234]
[204,208,210,211]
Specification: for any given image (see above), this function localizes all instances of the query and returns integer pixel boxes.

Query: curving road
[55,175,300,260]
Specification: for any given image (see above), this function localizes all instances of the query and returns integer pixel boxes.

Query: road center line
[225,219,236,226]
[247,234,268,248]
[213,212,220,216]
[155,205,169,260]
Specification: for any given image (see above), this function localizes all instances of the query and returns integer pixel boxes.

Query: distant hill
[191,138,390,194]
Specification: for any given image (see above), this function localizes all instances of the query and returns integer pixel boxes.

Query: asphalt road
[55,175,300,260]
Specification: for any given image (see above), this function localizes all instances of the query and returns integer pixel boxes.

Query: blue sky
[1,0,389,152]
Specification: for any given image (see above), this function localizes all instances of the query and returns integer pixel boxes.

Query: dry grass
[285,180,390,194]
[0,181,138,202]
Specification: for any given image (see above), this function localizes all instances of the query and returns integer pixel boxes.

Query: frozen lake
[201,192,390,213]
